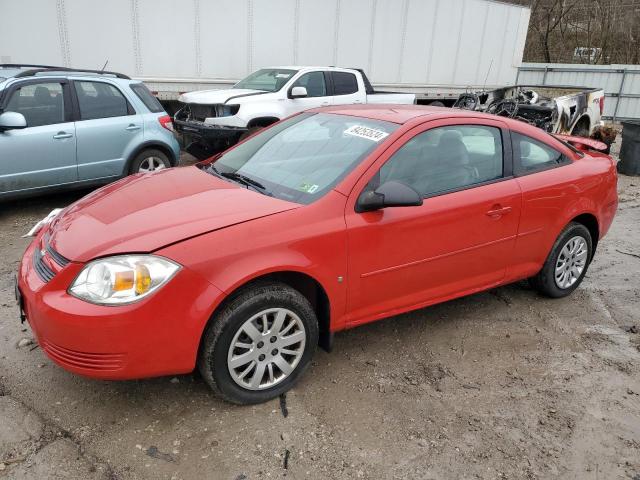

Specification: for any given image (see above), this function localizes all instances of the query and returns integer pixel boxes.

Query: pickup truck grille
[177,104,240,122]
[188,104,218,122]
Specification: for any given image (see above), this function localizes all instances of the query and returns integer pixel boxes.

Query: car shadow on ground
[35,280,534,411]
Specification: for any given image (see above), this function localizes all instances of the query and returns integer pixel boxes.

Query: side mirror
[289,86,308,99]
[356,181,423,213]
[0,111,27,132]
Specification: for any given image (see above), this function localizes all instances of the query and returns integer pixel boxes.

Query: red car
[17,105,618,404]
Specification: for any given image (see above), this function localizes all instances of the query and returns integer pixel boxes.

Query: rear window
[130,83,164,113]
[332,72,358,95]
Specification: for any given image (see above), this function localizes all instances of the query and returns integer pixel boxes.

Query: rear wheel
[572,118,590,137]
[129,149,171,174]
[529,222,593,298]
[198,282,318,404]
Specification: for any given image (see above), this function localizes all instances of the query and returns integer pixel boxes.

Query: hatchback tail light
[158,115,174,132]
[599,96,605,116]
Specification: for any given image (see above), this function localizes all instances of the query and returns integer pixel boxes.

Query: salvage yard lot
[1,156,639,479]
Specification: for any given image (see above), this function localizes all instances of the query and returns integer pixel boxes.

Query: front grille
[189,104,218,122]
[42,341,126,371]
[33,247,55,282]
[44,233,70,267]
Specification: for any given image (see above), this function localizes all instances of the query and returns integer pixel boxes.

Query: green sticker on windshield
[298,183,319,194]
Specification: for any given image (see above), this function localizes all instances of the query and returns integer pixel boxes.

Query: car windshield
[200,113,398,204]
[233,69,297,92]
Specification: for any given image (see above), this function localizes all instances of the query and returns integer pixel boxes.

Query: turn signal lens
[69,255,180,305]
[114,271,134,291]
[135,264,152,295]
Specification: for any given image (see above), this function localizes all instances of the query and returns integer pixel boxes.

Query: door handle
[126,124,141,131]
[486,205,512,218]
[53,132,73,139]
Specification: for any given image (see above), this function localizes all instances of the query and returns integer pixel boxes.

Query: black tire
[429,101,446,108]
[238,126,263,142]
[529,222,593,298]
[198,282,319,405]
[129,149,171,175]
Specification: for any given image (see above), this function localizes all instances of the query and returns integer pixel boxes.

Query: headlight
[69,255,180,305]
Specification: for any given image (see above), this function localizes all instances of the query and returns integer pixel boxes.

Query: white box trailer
[0,0,530,106]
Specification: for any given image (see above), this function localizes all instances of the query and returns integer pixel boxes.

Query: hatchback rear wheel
[130,149,171,174]
[529,222,593,298]
[198,282,318,404]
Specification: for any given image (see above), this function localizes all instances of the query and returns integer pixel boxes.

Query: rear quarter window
[331,72,358,96]
[130,83,164,113]
[513,132,569,174]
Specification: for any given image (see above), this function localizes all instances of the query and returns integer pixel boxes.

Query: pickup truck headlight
[69,255,180,305]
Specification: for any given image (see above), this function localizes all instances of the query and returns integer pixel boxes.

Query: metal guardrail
[516,64,640,122]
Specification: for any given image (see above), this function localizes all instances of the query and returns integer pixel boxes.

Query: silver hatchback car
[0,64,180,200]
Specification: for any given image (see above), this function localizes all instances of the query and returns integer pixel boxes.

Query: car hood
[178,88,267,105]
[48,167,299,263]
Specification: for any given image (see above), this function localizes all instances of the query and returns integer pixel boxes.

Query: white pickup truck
[174,66,416,158]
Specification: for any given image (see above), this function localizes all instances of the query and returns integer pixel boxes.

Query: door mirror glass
[289,86,308,99]
[356,181,423,212]
[0,111,27,131]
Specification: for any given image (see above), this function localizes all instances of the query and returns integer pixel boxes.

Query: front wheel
[198,282,318,404]
[529,222,593,298]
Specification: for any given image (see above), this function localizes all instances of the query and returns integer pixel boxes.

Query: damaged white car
[174,66,415,158]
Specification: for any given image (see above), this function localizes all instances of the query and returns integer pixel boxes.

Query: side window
[292,72,327,97]
[5,82,65,127]
[513,132,567,173]
[331,72,358,95]
[74,81,132,120]
[375,125,503,197]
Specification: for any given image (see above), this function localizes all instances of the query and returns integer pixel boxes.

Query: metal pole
[612,69,627,123]
[515,66,520,86]
[541,66,549,85]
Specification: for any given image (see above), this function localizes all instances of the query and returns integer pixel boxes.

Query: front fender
[156,191,350,331]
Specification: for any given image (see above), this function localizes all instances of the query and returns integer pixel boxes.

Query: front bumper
[17,233,223,380]
[174,119,247,159]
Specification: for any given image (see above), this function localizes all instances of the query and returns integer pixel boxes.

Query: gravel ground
[0,146,639,479]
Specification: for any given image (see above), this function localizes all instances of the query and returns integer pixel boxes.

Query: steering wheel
[454,93,480,111]
[486,99,519,118]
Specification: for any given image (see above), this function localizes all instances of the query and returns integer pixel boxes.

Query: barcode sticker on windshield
[344,125,389,142]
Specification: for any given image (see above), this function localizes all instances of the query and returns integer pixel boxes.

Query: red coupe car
[17,105,618,404]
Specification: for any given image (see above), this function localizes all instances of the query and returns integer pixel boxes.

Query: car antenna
[482,59,493,94]
[99,60,109,74]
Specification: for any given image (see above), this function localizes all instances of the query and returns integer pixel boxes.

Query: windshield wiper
[207,165,272,196]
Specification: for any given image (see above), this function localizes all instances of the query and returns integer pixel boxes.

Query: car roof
[313,104,510,125]
[0,65,132,84]
[260,66,357,73]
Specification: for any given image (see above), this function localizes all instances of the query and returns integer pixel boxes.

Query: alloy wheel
[138,156,166,173]
[227,308,306,390]
[554,235,588,289]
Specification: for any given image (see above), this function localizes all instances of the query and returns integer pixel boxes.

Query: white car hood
[178,88,266,105]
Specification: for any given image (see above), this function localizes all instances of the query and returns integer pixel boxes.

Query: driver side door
[283,71,332,117]
[344,118,522,327]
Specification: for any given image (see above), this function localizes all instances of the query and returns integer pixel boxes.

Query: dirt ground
[0,150,639,480]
